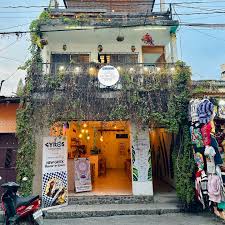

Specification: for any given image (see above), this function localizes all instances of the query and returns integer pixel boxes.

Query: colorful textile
[218,100,225,119]
[216,166,225,202]
[200,171,208,195]
[201,122,212,146]
[194,152,204,170]
[211,136,223,166]
[218,202,225,210]
[190,126,204,148]
[195,170,205,209]
[208,174,221,203]
[205,146,216,174]
[197,99,214,124]
[190,99,201,123]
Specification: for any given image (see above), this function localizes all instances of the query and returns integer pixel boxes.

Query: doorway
[0,133,18,196]
[149,128,175,194]
[51,121,132,195]
[142,46,166,64]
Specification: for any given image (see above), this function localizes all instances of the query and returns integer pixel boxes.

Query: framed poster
[42,136,68,209]
[74,158,92,192]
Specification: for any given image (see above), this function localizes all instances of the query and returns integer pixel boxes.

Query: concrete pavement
[44,213,224,225]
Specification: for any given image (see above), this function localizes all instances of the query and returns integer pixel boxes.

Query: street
[44,213,224,225]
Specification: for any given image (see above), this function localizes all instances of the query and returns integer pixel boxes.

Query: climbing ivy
[169,61,195,208]
[16,78,36,196]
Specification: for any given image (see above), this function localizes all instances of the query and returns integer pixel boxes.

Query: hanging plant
[116,35,124,42]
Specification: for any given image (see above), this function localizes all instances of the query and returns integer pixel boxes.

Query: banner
[74,158,92,192]
[42,136,68,208]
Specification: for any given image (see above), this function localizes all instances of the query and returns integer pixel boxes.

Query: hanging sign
[74,158,92,192]
[98,65,120,86]
[42,136,68,209]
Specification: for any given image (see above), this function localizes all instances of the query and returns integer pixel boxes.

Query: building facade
[30,0,179,197]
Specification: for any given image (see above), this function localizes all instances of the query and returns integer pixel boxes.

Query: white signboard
[74,158,92,192]
[42,136,68,208]
[98,65,120,86]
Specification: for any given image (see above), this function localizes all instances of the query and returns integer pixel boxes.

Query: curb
[45,207,183,219]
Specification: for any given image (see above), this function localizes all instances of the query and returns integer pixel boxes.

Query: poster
[42,136,68,208]
[74,158,92,192]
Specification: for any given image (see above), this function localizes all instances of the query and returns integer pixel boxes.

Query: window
[51,53,90,64]
[99,53,138,64]
[51,53,90,73]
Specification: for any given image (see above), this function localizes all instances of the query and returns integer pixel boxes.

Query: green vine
[16,77,36,196]
[168,61,195,208]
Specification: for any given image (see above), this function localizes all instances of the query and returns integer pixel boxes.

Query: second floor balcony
[30,62,175,121]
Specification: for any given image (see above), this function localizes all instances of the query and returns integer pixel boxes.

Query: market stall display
[189,98,225,219]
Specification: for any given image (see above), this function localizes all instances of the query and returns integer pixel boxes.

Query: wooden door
[0,133,18,196]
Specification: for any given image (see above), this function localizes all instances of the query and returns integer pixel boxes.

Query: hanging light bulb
[87,136,90,140]
[81,129,85,133]
[100,135,104,142]
[83,123,87,128]
[85,129,89,133]
[78,134,82,138]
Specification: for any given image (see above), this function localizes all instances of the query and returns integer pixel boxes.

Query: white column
[160,0,165,12]
[131,123,153,196]
[170,32,178,63]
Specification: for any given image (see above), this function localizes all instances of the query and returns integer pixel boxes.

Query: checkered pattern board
[42,171,68,208]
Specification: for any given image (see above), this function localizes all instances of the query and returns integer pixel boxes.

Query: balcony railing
[31,63,175,121]
[42,8,177,28]
[38,62,175,91]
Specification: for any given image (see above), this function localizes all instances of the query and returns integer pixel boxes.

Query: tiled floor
[74,168,132,196]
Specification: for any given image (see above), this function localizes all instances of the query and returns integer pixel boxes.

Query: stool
[98,158,106,176]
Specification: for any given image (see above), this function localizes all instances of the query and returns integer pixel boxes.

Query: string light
[87,136,90,140]
[78,134,82,138]
[83,123,87,128]
[59,65,65,71]
[81,129,85,133]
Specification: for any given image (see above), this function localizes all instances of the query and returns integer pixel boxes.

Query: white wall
[41,25,174,64]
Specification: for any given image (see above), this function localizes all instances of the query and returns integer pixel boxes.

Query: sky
[0,0,225,96]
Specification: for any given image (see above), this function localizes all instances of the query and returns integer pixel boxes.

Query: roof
[0,96,20,104]
[63,0,155,13]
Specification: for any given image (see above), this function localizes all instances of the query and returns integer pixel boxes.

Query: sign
[74,158,92,192]
[98,65,119,86]
[42,136,68,208]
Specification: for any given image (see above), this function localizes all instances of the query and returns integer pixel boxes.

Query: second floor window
[51,53,90,64]
[99,53,138,64]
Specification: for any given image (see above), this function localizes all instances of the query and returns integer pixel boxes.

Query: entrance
[51,121,132,195]
[0,133,18,196]
[149,128,175,194]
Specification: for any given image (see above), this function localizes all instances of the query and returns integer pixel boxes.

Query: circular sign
[98,65,119,86]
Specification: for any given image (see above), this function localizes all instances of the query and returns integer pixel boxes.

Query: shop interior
[149,128,175,194]
[51,121,132,195]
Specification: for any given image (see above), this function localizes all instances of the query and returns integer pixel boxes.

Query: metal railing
[43,62,175,76]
